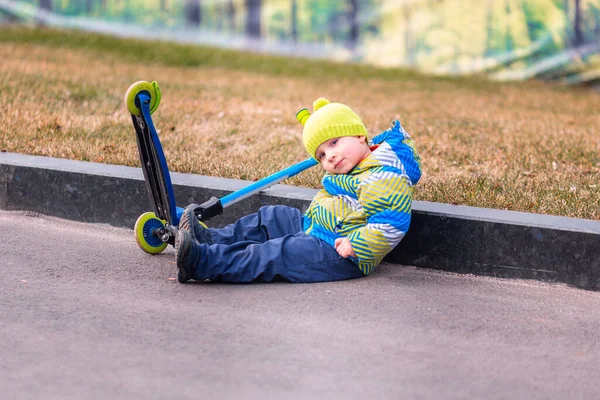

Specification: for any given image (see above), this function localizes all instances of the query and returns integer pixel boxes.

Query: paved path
[2,210,599,399]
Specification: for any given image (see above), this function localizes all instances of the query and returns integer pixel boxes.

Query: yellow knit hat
[296,98,368,159]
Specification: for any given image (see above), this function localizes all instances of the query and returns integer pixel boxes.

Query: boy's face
[315,135,371,174]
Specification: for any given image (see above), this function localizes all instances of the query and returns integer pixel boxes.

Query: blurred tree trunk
[161,0,167,11]
[216,2,224,31]
[573,0,582,46]
[348,0,358,49]
[37,0,52,27]
[485,0,494,53]
[291,0,298,42]
[403,3,414,64]
[39,0,52,11]
[86,0,93,13]
[245,0,262,38]
[504,0,513,51]
[185,0,202,27]
[328,12,342,42]
[227,0,236,31]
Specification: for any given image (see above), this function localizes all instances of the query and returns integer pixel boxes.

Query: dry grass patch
[1,29,599,220]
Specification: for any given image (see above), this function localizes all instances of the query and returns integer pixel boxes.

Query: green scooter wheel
[124,80,161,116]
[134,212,168,255]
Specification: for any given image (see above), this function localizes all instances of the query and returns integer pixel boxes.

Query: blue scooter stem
[220,157,318,208]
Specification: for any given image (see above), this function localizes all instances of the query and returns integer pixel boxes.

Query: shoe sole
[175,230,192,283]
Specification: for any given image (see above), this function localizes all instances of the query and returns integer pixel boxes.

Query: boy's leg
[176,230,364,283]
[209,205,303,245]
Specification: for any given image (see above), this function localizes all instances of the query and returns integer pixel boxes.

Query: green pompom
[313,97,330,111]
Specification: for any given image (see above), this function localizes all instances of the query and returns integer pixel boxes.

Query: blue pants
[187,205,364,283]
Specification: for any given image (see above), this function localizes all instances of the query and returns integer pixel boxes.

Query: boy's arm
[346,173,414,274]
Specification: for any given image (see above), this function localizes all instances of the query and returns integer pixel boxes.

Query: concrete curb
[2,152,599,290]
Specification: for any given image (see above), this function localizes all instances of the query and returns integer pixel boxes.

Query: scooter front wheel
[134,212,169,255]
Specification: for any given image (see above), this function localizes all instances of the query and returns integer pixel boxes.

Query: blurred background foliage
[1,0,599,85]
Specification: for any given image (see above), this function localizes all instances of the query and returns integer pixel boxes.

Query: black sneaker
[175,229,195,283]
[178,204,213,245]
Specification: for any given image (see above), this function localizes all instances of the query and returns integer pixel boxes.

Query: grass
[1,25,599,220]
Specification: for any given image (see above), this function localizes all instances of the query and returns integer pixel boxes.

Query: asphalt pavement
[1,210,599,400]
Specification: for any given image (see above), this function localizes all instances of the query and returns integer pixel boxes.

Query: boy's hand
[334,237,356,258]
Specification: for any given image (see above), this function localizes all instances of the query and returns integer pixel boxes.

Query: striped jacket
[303,120,421,275]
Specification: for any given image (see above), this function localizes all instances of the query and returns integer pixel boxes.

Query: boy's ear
[358,135,367,143]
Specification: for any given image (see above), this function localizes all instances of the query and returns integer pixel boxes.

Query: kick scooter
[124,81,317,255]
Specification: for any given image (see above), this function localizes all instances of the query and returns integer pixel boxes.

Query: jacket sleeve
[347,171,413,275]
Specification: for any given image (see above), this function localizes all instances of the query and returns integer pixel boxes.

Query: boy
[174,98,421,283]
